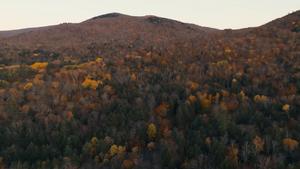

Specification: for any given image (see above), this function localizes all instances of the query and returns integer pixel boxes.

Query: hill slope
[0,11,299,169]
[0,13,219,63]
[0,11,299,65]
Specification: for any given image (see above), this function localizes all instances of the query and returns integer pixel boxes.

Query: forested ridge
[0,11,299,169]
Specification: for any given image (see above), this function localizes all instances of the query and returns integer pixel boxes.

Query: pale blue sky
[0,0,299,30]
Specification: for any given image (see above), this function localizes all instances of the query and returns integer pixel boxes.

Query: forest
[0,11,299,169]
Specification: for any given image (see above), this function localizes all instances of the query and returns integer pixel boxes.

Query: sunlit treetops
[282,104,290,112]
[32,53,39,57]
[109,144,126,156]
[91,137,98,146]
[109,145,118,156]
[23,82,33,90]
[82,76,102,90]
[77,57,105,69]
[212,60,229,67]
[231,78,237,84]
[30,62,48,70]
[197,92,212,110]
[224,47,232,54]
[95,57,103,63]
[283,138,299,151]
[130,73,137,81]
[254,95,269,103]
[186,95,197,105]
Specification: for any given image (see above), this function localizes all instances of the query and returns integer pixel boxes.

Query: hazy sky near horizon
[0,0,299,30]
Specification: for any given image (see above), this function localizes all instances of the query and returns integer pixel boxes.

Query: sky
[0,0,299,30]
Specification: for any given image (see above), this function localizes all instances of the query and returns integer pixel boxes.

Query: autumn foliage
[0,11,299,169]
[147,123,157,140]
[252,136,264,152]
[82,77,102,90]
[30,62,48,70]
[283,138,299,151]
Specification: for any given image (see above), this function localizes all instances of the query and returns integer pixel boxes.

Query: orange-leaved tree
[283,138,298,151]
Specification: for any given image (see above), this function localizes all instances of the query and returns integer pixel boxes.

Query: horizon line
[0,10,298,32]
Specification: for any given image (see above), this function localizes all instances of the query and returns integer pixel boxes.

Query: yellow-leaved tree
[110,144,118,156]
[147,123,157,140]
[282,104,290,112]
[253,95,268,103]
[109,144,126,156]
[23,82,33,90]
[82,77,102,90]
[31,62,48,70]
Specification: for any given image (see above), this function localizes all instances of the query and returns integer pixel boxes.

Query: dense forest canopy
[0,11,299,169]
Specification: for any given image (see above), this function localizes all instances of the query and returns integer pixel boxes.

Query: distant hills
[0,11,299,64]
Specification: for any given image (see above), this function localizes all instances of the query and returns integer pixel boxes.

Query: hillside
[0,11,299,65]
[0,11,299,169]
[0,26,53,38]
[0,13,219,65]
